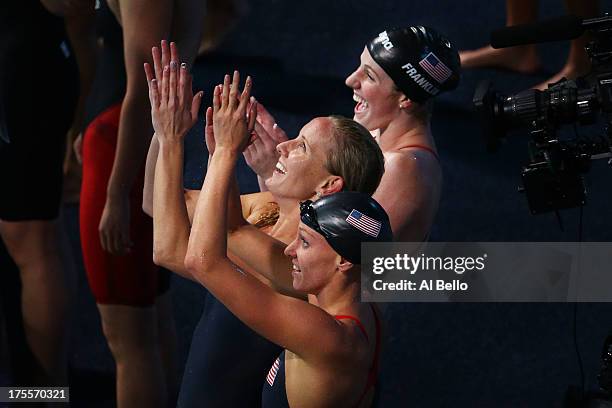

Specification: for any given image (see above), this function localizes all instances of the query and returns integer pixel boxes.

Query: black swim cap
[367,26,460,103]
[300,192,393,264]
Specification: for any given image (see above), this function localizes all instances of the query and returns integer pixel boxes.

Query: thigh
[80,104,161,307]
[0,220,60,264]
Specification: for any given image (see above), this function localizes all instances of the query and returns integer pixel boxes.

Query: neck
[309,266,362,315]
[269,194,301,243]
[377,114,433,153]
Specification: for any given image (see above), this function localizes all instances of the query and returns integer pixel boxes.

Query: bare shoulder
[383,149,440,177]
[381,150,420,177]
[242,191,275,205]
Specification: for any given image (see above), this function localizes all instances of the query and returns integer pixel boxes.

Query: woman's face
[265,118,336,200]
[284,222,340,293]
[345,47,402,131]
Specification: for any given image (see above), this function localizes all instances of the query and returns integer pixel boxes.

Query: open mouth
[291,263,301,275]
[274,161,287,175]
[353,93,369,114]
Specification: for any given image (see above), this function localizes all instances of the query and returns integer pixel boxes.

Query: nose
[276,139,289,156]
[284,237,298,257]
[276,139,296,157]
[345,67,359,88]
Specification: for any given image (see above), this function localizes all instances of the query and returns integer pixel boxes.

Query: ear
[318,175,344,196]
[337,258,354,274]
[398,94,413,110]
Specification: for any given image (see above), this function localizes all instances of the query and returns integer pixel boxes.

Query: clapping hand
[212,71,257,154]
[243,100,288,180]
[144,41,203,145]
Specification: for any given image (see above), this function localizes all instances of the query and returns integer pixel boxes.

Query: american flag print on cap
[346,209,381,238]
[419,52,452,84]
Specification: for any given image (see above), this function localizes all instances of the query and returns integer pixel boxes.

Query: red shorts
[80,103,168,306]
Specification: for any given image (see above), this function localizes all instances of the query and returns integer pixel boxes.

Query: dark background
[3,0,612,406]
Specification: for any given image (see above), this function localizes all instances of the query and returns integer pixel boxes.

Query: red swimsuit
[80,103,167,306]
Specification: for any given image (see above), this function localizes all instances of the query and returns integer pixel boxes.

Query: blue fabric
[177,295,282,408]
[261,351,289,408]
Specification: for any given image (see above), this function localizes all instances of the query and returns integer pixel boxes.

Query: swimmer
[248,25,461,242]
[145,48,385,404]
[182,73,392,406]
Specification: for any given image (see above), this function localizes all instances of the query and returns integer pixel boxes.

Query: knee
[0,220,61,268]
[100,312,160,361]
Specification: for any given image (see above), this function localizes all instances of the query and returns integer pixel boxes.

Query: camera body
[473,18,612,214]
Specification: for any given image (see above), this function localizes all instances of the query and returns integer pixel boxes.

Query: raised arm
[146,42,202,279]
[184,72,346,359]
[227,225,297,295]
[142,0,205,215]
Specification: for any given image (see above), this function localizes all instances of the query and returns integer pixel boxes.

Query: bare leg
[98,304,166,408]
[533,0,599,89]
[460,0,541,73]
[0,219,74,386]
[155,291,179,406]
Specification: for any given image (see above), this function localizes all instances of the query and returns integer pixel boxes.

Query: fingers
[144,62,154,84]
[191,91,203,122]
[205,106,213,127]
[213,84,221,112]
[150,78,160,109]
[99,225,133,255]
[229,70,240,110]
[239,76,253,115]
[254,121,274,145]
[205,106,214,145]
[99,229,109,253]
[170,41,180,66]
[272,122,288,143]
[169,61,177,108]
[243,148,253,164]
[221,74,230,109]
[152,46,162,81]
[178,63,186,108]
[255,101,276,128]
[144,62,157,109]
[161,40,170,71]
[247,97,257,132]
[161,65,170,106]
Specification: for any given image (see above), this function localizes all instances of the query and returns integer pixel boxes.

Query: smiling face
[284,222,340,293]
[265,117,337,200]
[345,47,405,131]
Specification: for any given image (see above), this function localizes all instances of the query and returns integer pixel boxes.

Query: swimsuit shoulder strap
[334,315,369,342]
[353,304,383,407]
[403,144,440,163]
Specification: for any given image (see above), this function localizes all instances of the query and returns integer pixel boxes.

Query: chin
[353,114,372,131]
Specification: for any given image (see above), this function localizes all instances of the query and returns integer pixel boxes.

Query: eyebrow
[363,64,378,79]
[298,226,315,238]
